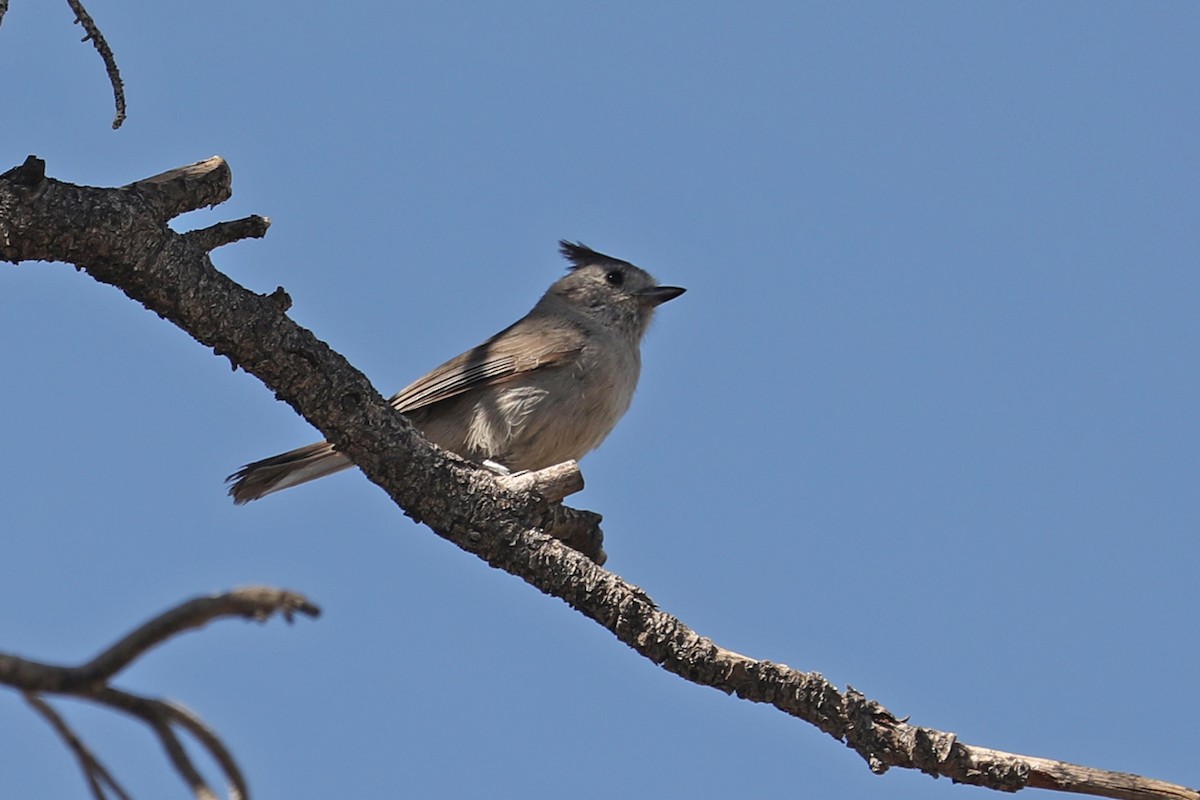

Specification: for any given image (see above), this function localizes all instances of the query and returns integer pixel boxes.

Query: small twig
[65,0,126,128]
[93,688,237,800]
[0,0,9,28]
[146,711,215,800]
[501,460,585,503]
[24,692,133,800]
[77,588,319,686]
[184,216,273,253]
[0,588,319,692]
[162,701,248,800]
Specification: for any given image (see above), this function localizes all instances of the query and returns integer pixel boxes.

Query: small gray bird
[227,241,685,503]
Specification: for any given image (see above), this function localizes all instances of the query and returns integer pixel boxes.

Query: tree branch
[0,154,603,562]
[2,587,317,799]
[2,157,1193,800]
[0,587,320,693]
[65,0,126,128]
[92,688,241,800]
[25,692,133,800]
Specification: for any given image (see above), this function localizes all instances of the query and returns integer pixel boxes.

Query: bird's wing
[389,318,587,414]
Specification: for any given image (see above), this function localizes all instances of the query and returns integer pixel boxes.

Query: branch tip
[126,157,234,219]
[187,215,272,252]
[65,0,125,129]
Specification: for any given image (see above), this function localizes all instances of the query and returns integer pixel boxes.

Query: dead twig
[65,0,126,128]
[2,587,319,799]
[24,692,133,800]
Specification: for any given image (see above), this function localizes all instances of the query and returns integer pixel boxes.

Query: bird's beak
[638,285,686,306]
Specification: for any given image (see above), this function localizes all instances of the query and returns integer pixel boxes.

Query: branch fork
[1,588,319,800]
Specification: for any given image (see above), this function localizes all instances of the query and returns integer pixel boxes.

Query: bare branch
[65,0,126,128]
[92,689,227,800]
[2,588,316,800]
[0,587,319,693]
[83,587,318,684]
[24,693,133,800]
[184,216,272,252]
[160,701,249,800]
[0,155,608,563]
[2,157,1194,800]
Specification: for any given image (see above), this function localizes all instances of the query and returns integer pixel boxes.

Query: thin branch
[184,216,272,253]
[3,157,1194,800]
[65,0,126,128]
[0,588,319,692]
[24,693,133,800]
[160,701,248,800]
[94,689,223,800]
[85,687,250,800]
[1,588,317,800]
[78,588,318,686]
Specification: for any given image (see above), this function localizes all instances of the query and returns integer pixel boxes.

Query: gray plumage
[227,241,684,503]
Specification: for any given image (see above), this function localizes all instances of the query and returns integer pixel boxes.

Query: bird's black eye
[604,268,624,286]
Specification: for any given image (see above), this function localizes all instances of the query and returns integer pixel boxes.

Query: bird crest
[559,240,632,271]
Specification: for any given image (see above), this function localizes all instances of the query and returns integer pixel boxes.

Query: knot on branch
[841,688,1031,791]
[266,285,292,312]
[519,501,604,565]
[843,687,910,774]
[906,725,961,776]
[967,752,1031,793]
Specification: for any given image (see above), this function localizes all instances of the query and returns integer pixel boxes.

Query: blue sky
[1,2,1197,798]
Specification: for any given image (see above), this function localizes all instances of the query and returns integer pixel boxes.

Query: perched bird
[227,241,685,503]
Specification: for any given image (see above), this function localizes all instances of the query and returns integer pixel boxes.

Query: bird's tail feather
[226,441,353,504]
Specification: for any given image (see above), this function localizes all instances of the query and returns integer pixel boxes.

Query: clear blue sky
[2,2,1197,798]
